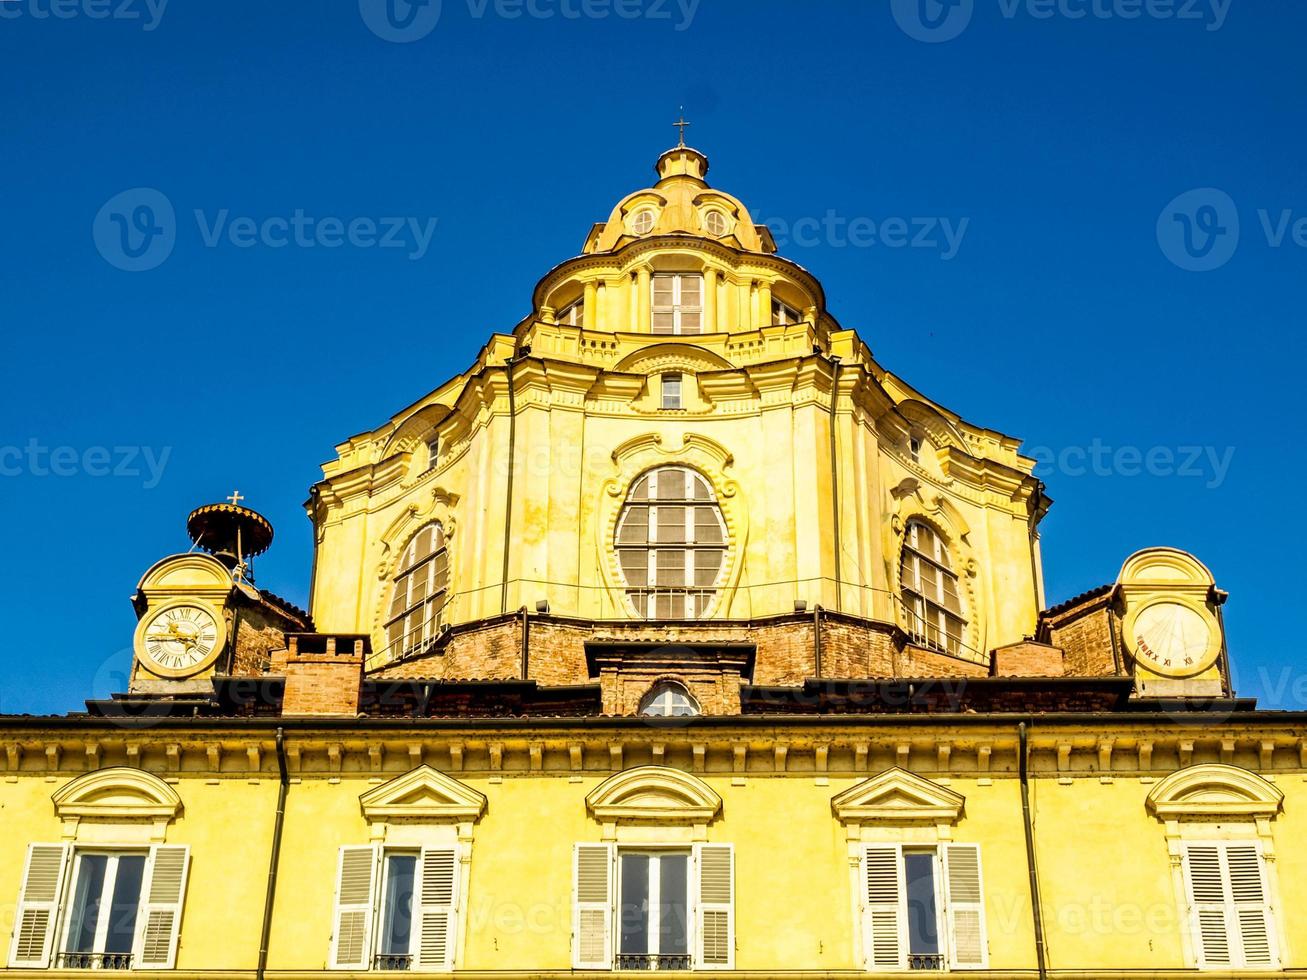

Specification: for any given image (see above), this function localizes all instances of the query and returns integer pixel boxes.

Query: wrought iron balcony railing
[57,952,134,970]
[908,952,946,970]
[374,953,414,970]
[615,952,693,970]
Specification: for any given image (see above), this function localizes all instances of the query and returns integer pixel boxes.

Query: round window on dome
[704,210,730,237]
[631,209,657,235]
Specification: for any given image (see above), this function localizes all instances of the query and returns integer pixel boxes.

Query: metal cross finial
[227,490,245,506]
[674,110,690,147]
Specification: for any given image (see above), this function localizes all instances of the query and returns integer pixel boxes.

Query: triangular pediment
[586,766,721,824]
[359,765,486,822]
[831,767,965,824]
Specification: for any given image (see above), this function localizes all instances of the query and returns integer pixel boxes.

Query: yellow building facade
[1,143,1301,979]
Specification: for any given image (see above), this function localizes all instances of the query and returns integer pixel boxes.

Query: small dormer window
[909,436,922,463]
[632,209,656,235]
[661,373,683,410]
[425,434,440,472]
[772,300,802,325]
[558,300,584,326]
[704,210,730,237]
[639,681,700,717]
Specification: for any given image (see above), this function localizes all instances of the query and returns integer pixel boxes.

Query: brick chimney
[272,634,368,716]
[991,640,1066,678]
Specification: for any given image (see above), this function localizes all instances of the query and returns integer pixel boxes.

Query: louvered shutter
[862,845,907,970]
[415,847,459,971]
[693,843,734,969]
[7,844,69,968]
[1185,845,1232,967]
[1226,845,1276,967]
[330,845,379,970]
[573,844,614,969]
[135,845,191,969]
[943,844,988,969]
[1184,842,1279,969]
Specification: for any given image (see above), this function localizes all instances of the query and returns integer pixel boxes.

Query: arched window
[385,523,449,658]
[899,521,966,656]
[615,467,726,620]
[639,681,700,717]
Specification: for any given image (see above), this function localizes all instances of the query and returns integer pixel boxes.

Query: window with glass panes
[771,299,803,325]
[385,524,449,659]
[558,300,584,326]
[661,373,683,410]
[899,521,966,656]
[615,468,726,619]
[618,851,691,971]
[652,274,703,335]
[60,852,145,970]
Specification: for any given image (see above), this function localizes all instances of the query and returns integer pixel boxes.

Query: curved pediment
[52,767,182,821]
[359,765,487,823]
[832,767,965,824]
[586,766,721,824]
[1146,764,1283,820]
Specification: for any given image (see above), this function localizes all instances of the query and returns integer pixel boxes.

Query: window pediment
[1146,764,1283,820]
[585,766,721,824]
[831,767,965,825]
[52,767,182,822]
[358,765,487,822]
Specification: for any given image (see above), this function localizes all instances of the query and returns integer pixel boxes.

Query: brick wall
[992,641,1066,677]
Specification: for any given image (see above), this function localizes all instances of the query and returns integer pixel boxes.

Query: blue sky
[1,0,1303,714]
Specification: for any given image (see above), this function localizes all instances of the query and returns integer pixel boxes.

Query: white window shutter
[330,845,379,970]
[862,845,907,970]
[134,844,191,969]
[1226,844,1276,966]
[573,843,614,969]
[415,847,459,971]
[1185,845,1233,967]
[572,846,611,977]
[7,843,69,968]
[693,843,735,969]
[943,844,989,969]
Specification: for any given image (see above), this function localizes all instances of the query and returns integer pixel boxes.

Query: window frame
[660,373,684,411]
[57,849,148,971]
[651,274,704,336]
[859,843,987,972]
[614,467,727,620]
[771,298,803,325]
[616,848,693,970]
[1181,839,1280,971]
[638,682,701,718]
[631,209,657,235]
[384,524,450,660]
[899,521,966,657]
[375,850,420,970]
[558,299,584,326]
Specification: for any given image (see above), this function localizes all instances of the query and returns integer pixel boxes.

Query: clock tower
[129,496,308,694]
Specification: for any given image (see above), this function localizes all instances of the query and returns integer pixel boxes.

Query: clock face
[1130,601,1214,676]
[141,604,221,675]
